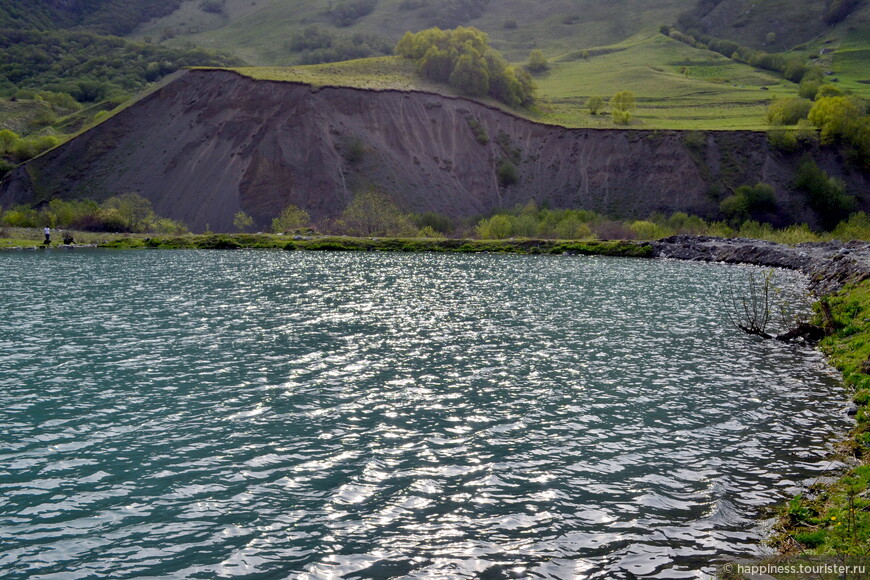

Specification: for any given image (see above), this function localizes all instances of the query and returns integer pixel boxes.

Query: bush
[12,135,60,161]
[527,49,548,73]
[338,188,416,237]
[611,109,633,125]
[0,158,15,179]
[809,96,865,144]
[831,213,870,241]
[412,211,456,234]
[0,129,19,154]
[497,159,518,186]
[586,96,604,115]
[767,98,813,126]
[272,204,311,233]
[629,220,670,240]
[794,159,855,230]
[720,183,777,223]
[326,0,378,27]
[476,214,513,239]
[610,91,636,125]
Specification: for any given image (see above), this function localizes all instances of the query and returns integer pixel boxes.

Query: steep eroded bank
[1,69,866,231]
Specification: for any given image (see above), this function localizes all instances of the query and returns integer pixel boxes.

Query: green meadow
[223,33,797,131]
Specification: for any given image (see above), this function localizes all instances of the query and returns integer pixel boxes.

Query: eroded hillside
[0,69,865,231]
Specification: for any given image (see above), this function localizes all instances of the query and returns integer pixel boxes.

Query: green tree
[272,204,311,233]
[527,49,548,73]
[586,96,604,115]
[449,50,490,97]
[794,159,855,229]
[808,96,865,144]
[497,159,519,186]
[102,192,154,232]
[719,183,777,224]
[419,46,453,82]
[395,26,536,107]
[816,84,844,99]
[475,214,513,239]
[767,97,812,126]
[233,211,254,232]
[610,90,636,125]
[339,189,415,236]
[0,129,20,154]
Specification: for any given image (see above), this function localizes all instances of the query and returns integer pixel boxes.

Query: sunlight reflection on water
[0,249,850,579]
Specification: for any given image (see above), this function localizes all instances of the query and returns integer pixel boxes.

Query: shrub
[794,159,855,230]
[272,204,311,233]
[233,211,254,232]
[467,118,489,145]
[497,159,518,186]
[412,211,456,234]
[767,98,813,126]
[338,188,416,237]
[586,96,604,115]
[326,0,377,27]
[611,109,633,125]
[0,159,15,179]
[629,220,669,240]
[344,137,366,163]
[720,183,777,223]
[0,129,19,154]
[475,214,513,239]
[667,212,706,234]
[831,213,870,241]
[610,91,636,125]
[12,135,60,161]
[817,84,845,99]
[799,78,824,100]
[527,49,549,73]
[808,96,865,144]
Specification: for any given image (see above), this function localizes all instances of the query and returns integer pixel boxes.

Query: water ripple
[0,250,850,578]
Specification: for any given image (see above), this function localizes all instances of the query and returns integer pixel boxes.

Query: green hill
[676,0,865,51]
[129,0,688,64]
[0,0,183,36]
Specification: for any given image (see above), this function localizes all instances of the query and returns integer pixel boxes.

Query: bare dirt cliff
[0,69,865,231]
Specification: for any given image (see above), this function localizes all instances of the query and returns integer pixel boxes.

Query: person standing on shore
[43,226,50,245]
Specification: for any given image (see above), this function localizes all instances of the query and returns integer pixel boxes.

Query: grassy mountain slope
[131,0,687,64]
[0,0,183,36]
[536,33,795,130]
[679,0,865,51]
[225,35,795,130]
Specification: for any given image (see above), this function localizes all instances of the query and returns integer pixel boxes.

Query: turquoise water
[0,250,849,579]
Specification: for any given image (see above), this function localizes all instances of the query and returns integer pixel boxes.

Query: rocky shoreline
[649,235,870,296]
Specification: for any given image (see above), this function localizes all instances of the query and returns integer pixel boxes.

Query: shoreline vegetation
[6,228,870,562]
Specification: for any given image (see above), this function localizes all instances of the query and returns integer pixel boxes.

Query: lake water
[0,249,850,579]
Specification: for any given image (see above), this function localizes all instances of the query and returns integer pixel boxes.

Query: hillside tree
[610,90,636,125]
[396,26,536,107]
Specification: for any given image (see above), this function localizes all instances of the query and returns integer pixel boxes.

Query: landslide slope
[0,68,865,232]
